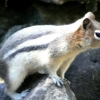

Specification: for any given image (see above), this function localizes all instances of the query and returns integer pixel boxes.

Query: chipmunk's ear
[83,18,91,30]
[84,12,95,20]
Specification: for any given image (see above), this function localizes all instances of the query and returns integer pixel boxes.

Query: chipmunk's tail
[0,59,7,79]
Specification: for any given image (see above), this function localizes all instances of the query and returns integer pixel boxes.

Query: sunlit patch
[0,78,4,84]
[94,30,100,40]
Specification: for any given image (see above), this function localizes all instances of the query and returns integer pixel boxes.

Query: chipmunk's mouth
[94,30,100,40]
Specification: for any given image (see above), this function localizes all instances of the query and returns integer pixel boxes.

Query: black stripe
[1,31,51,57]
[12,31,51,49]
[7,44,49,59]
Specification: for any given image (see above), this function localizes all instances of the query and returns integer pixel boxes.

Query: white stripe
[3,33,62,59]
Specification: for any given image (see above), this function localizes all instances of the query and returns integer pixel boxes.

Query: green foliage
[80,0,97,12]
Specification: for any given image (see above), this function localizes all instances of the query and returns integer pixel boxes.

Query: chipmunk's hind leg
[5,66,28,100]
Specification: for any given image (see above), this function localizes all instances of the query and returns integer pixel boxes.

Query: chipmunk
[0,12,100,100]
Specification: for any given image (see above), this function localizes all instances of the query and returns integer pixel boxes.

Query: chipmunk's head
[70,12,100,50]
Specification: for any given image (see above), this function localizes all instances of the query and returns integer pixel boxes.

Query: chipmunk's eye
[94,30,100,40]
[95,32,100,37]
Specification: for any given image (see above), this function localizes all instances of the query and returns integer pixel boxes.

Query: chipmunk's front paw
[49,75,64,87]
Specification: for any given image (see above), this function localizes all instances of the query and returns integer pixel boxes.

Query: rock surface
[0,74,77,100]
[39,0,68,5]
[0,84,11,100]
[66,49,100,100]
[24,77,76,100]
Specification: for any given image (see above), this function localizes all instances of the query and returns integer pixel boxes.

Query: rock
[0,83,11,100]
[39,0,68,5]
[0,74,77,100]
[24,76,76,100]
[65,49,100,100]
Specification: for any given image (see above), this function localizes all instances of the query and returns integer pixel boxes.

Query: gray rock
[0,75,77,100]
[66,49,100,100]
[39,0,68,5]
[0,83,11,100]
[24,77,76,100]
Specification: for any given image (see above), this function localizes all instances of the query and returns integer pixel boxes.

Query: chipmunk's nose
[94,30,100,40]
